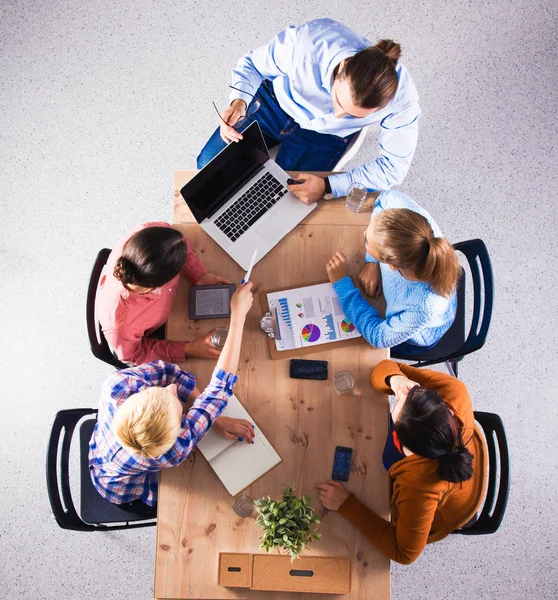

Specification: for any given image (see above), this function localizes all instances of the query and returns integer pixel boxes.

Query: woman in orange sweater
[316,360,486,564]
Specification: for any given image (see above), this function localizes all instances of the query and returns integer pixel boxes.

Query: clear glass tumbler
[210,327,229,351]
[345,182,368,213]
[333,370,356,395]
[233,494,254,518]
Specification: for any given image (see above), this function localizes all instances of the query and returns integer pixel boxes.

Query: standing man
[197,18,421,204]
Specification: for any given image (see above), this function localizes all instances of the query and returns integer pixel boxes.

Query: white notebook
[196,394,282,496]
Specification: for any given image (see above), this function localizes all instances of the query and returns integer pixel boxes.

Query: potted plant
[254,485,321,561]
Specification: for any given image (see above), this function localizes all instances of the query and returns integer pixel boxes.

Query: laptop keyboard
[214,172,288,242]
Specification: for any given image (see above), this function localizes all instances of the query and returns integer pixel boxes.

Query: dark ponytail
[342,39,401,109]
[395,387,474,483]
[113,226,187,289]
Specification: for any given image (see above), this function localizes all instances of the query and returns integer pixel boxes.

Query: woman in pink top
[97,222,229,365]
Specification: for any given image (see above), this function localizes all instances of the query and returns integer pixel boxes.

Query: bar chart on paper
[267,283,361,351]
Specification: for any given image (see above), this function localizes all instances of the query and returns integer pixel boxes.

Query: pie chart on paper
[301,324,321,343]
[341,319,356,333]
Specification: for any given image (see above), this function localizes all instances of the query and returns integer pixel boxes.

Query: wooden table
[154,172,389,600]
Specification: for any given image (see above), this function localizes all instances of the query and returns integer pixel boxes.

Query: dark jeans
[197,80,356,171]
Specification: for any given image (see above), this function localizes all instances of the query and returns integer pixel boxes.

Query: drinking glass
[333,370,356,395]
[345,183,368,213]
[233,495,254,518]
[210,327,229,351]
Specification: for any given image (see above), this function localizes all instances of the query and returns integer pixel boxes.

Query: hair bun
[375,39,401,62]
[114,256,137,285]
[437,446,474,483]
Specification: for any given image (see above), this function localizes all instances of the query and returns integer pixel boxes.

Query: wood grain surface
[154,223,390,600]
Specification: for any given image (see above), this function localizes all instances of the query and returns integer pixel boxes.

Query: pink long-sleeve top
[97,222,208,365]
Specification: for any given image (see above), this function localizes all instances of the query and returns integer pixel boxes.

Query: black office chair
[46,408,157,531]
[87,248,166,370]
[391,239,494,377]
[87,248,127,369]
[453,411,510,535]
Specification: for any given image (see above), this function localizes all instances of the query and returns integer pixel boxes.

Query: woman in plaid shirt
[89,283,255,507]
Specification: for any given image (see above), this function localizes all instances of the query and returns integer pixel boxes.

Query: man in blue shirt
[197,19,421,203]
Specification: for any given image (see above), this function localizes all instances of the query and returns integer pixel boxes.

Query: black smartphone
[287,178,304,185]
[289,359,328,381]
[332,446,353,482]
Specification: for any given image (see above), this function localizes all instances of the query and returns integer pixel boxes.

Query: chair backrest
[448,239,495,361]
[46,408,99,531]
[86,248,127,369]
[46,408,157,531]
[455,411,510,535]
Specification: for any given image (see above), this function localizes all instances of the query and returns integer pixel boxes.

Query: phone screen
[332,446,352,482]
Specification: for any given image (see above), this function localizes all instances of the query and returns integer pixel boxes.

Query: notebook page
[196,394,254,462]
[209,425,281,496]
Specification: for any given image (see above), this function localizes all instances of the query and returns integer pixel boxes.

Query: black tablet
[189,284,237,320]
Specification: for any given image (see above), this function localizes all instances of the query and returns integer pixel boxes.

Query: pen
[241,249,258,284]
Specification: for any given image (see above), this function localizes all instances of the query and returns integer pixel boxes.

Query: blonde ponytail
[372,208,459,297]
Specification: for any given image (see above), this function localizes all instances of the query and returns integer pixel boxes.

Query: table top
[154,216,390,599]
[173,170,379,226]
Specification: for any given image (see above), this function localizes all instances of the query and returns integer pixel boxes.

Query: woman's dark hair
[395,387,474,483]
[113,227,187,289]
[342,40,401,109]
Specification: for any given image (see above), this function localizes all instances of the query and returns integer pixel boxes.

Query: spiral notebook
[197,394,282,496]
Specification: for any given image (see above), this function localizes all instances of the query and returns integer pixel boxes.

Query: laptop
[180,121,316,270]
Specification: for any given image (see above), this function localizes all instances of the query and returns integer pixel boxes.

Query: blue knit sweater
[332,190,457,349]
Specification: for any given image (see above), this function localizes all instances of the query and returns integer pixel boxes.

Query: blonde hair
[112,387,181,459]
[372,208,460,297]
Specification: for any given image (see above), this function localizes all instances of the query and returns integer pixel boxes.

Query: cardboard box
[218,553,351,595]
[218,553,252,588]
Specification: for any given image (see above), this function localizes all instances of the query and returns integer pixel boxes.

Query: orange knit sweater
[338,360,486,564]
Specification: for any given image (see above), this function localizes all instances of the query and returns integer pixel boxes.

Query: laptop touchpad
[254,211,287,241]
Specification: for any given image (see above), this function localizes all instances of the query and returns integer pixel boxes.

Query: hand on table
[184,331,221,359]
[213,416,255,443]
[218,99,247,144]
[358,262,382,298]
[229,281,254,319]
[326,251,349,283]
[315,480,350,511]
[196,272,231,285]
[287,173,326,204]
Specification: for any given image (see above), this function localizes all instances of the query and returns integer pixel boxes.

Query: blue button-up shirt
[229,19,421,197]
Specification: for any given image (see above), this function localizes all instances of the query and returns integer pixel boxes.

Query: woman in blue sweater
[327,190,460,353]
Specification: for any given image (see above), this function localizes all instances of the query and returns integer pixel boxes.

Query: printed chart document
[197,395,281,496]
[267,282,361,352]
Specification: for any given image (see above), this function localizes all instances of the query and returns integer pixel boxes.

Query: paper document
[267,282,361,352]
[197,394,281,496]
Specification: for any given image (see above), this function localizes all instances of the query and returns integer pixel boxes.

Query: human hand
[358,262,382,298]
[389,375,419,403]
[184,331,221,359]
[213,416,255,443]
[287,173,326,204]
[315,480,350,511]
[219,99,247,144]
[326,251,349,283]
[196,272,231,285]
[229,281,254,319]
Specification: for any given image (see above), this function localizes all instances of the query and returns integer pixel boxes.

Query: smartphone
[289,359,328,381]
[332,446,353,482]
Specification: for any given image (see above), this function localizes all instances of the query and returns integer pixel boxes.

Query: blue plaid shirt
[88,361,237,506]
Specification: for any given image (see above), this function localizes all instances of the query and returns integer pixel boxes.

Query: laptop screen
[181,121,270,223]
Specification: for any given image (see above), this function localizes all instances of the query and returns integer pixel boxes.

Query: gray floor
[1,1,557,599]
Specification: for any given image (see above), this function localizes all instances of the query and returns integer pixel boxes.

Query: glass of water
[345,182,368,213]
[210,327,229,351]
[233,495,254,518]
[333,370,356,395]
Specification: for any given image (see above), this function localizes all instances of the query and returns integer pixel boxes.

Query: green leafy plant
[254,485,322,561]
